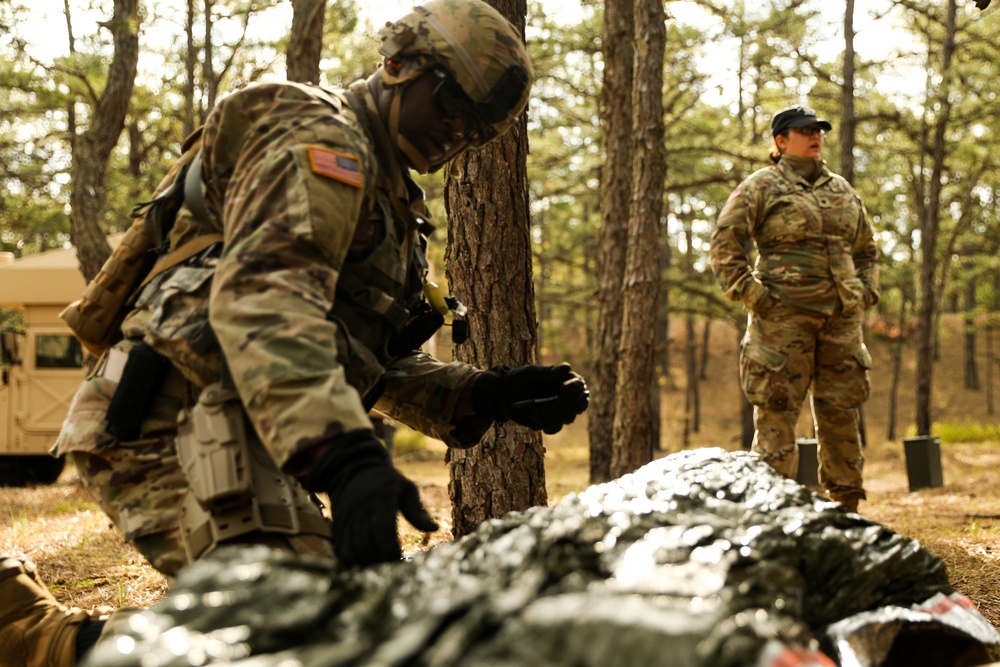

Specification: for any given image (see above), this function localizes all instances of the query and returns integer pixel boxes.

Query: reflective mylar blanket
[84,448,1000,667]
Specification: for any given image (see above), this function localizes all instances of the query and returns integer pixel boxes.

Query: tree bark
[886,296,908,442]
[287,0,326,84]
[184,0,197,138]
[127,120,142,177]
[63,0,77,158]
[964,273,979,390]
[915,0,957,436]
[684,314,698,442]
[68,0,140,281]
[699,318,711,379]
[652,239,667,450]
[987,321,995,416]
[445,0,544,538]
[736,320,753,450]
[840,0,856,183]
[588,0,633,483]
[684,221,699,438]
[204,0,218,112]
[536,209,548,356]
[610,0,665,478]
[658,239,672,385]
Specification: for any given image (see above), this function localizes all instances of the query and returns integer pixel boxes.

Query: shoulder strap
[184,149,215,228]
[135,233,225,293]
[342,88,374,139]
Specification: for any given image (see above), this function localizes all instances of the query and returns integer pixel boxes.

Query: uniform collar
[349,79,419,204]
[348,79,429,227]
[778,155,829,186]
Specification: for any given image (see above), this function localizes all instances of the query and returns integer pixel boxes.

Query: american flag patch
[726,183,742,203]
[308,146,363,188]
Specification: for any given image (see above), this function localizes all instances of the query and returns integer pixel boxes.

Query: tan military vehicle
[0,244,91,486]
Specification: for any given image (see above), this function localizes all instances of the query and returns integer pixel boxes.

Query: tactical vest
[330,86,436,360]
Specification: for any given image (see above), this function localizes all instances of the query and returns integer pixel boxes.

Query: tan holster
[175,382,331,562]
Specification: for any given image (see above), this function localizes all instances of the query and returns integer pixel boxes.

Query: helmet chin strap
[389,86,432,174]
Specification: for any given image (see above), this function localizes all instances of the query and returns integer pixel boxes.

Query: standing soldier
[0,1,589,664]
[709,105,880,514]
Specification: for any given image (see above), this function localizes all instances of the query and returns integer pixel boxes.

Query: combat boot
[0,554,110,667]
[829,492,863,513]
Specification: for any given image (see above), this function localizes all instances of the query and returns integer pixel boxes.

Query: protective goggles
[431,65,529,146]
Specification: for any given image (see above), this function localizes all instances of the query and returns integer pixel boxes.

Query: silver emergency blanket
[84,448,1000,667]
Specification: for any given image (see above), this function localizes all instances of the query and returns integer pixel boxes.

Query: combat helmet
[378,0,534,172]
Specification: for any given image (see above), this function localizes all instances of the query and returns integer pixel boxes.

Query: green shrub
[387,425,428,456]
[905,421,1000,444]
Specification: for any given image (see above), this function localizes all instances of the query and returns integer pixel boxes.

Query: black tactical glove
[304,430,438,568]
[471,363,590,434]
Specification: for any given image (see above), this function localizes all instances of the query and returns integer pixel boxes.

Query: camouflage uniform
[55,79,503,576]
[709,154,880,506]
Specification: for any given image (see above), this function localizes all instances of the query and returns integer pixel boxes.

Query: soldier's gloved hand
[304,430,438,568]
[471,363,590,434]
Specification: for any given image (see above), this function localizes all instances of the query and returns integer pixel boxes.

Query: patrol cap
[771,106,832,137]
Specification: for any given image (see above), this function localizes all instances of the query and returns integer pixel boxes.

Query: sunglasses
[431,68,494,146]
[793,126,827,137]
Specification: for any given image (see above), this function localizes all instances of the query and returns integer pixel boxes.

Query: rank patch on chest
[308,146,363,188]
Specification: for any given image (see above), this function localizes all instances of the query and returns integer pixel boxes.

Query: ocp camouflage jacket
[709,157,880,316]
[57,80,491,471]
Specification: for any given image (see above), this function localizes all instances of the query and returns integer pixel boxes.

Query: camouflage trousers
[69,392,335,578]
[740,301,872,502]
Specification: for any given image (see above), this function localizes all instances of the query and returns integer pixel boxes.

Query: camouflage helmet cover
[378,0,534,142]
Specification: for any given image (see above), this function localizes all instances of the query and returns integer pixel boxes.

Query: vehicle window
[35,334,84,369]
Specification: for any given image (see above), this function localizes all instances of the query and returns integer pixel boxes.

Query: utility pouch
[60,219,159,357]
[175,382,254,508]
[105,342,173,441]
[445,296,470,345]
[143,258,222,388]
[384,286,470,357]
[386,304,445,357]
[61,132,205,357]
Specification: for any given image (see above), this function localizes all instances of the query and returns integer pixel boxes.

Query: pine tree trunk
[684,222,698,435]
[987,322,994,416]
[699,318,711,380]
[588,0,633,483]
[887,296,907,442]
[686,314,699,435]
[68,0,139,281]
[887,340,902,442]
[444,0,544,538]
[658,240,672,386]
[737,321,753,450]
[63,0,77,158]
[287,0,326,84]
[915,0,957,436]
[652,265,667,452]
[610,0,665,478]
[964,274,979,390]
[840,0,856,183]
[184,0,197,138]
[204,0,218,111]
